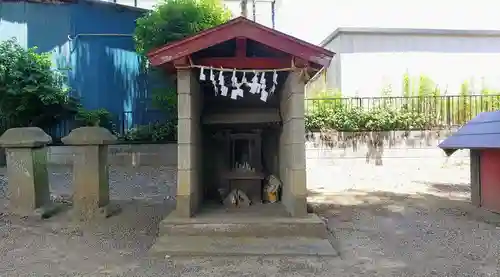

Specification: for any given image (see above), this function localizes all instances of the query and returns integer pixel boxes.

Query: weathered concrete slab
[45,128,464,167]
[150,236,338,257]
[160,213,329,238]
[46,144,178,166]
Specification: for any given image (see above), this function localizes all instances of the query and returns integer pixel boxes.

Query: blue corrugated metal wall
[0,3,28,47]
[0,1,163,133]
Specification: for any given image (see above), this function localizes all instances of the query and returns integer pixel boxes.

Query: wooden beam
[173,56,190,67]
[235,37,247,57]
[293,57,309,68]
[196,57,291,69]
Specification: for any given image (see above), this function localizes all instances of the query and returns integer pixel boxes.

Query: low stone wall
[46,144,177,166]
[9,129,466,167]
[305,129,468,162]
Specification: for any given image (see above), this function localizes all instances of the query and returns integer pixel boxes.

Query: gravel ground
[0,156,500,276]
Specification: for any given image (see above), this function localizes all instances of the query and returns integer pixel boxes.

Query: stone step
[150,235,338,257]
[159,214,329,239]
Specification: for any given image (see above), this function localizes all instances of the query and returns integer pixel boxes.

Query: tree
[134,0,232,55]
[133,0,231,140]
[0,38,79,130]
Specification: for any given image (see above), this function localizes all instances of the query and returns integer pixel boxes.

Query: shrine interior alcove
[198,70,287,206]
[147,16,334,218]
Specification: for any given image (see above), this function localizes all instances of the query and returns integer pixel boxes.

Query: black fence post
[446,98,451,126]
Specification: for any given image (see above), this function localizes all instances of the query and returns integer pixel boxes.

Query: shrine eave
[146,17,335,70]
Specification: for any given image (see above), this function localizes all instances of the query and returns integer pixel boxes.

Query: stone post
[470,150,481,207]
[62,127,117,221]
[280,71,308,217]
[0,127,52,216]
[176,69,202,217]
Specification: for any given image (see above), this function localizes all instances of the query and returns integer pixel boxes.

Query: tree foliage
[130,0,231,142]
[0,39,79,129]
[134,0,232,55]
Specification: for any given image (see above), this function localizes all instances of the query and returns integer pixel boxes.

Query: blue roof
[439,111,500,156]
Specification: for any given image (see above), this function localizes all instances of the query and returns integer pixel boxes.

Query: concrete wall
[305,129,464,161]
[46,144,177,167]
[42,129,464,169]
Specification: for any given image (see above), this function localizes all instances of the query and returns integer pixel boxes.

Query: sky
[109,0,500,44]
[276,0,500,44]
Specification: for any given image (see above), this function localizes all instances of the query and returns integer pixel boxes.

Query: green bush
[307,72,500,131]
[121,122,176,142]
[0,38,79,129]
[134,0,232,55]
[75,108,114,130]
[151,87,177,119]
[305,105,435,132]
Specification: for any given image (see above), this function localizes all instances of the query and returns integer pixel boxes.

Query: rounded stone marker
[62,127,117,221]
[0,127,52,217]
[0,127,52,148]
[62,126,117,145]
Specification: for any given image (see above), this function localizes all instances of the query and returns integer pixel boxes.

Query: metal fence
[3,95,500,142]
[305,95,500,127]
[0,110,167,144]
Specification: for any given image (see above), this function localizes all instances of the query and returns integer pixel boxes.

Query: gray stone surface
[151,236,338,257]
[0,128,52,217]
[44,129,463,168]
[0,127,52,148]
[47,144,178,166]
[44,165,177,202]
[62,127,118,221]
[279,71,308,217]
[62,126,117,145]
[4,147,51,216]
[0,154,499,276]
[160,212,329,238]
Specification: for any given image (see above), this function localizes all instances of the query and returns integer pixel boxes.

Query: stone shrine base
[151,203,338,257]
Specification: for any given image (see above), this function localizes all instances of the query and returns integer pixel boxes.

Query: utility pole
[241,0,248,18]
[252,0,256,21]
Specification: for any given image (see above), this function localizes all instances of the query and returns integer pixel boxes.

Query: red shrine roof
[147,16,335,69]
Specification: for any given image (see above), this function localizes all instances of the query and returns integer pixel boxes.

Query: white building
[312,28,500,98]
[299,0,500,98]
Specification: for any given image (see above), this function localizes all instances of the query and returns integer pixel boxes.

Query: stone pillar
[0,127,52,216]
[470,150,481,207]
[176,69,202,217]
[62,127,116,221]
[280,71,308,217]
